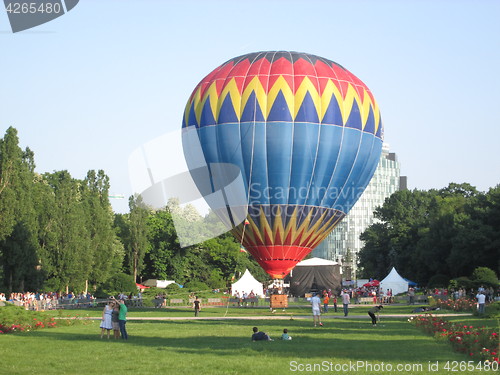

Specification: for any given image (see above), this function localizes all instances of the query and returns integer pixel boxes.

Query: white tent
[379,267,409,296]
[231,269,264,297]
[294,257,339,267]
[143,279,177,288]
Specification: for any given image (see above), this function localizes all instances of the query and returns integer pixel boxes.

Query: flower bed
[429,296,477,312]
[0,304,57,334]
[409,314,499,364]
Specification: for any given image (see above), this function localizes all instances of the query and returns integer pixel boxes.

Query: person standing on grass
[476,291,486,314]
[99,301,114,339]
[192,296,201,317]
[111,302,120,339]
[117,299,128,340]
[341,290,350,317]
[368,305,383,326]
[311,293,323,327]
[322,291,329,314]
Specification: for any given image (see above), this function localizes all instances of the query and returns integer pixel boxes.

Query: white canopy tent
[379,267,409,296]
[231,269,264,297]
[142,279,177,288]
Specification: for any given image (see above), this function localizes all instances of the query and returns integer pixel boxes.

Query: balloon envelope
[183,51,383,279]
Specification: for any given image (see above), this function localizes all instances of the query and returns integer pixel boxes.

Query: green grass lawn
[2,307,498,375]
[45,303,480,320]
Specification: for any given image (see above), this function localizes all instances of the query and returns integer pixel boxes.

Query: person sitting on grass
[368,305,383,326]
[251,326,272,341]
[281,328,292,340]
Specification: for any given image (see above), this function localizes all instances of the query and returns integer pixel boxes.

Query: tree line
[0,127,267,295]
[2,127,498,294]
[358,183,500,287]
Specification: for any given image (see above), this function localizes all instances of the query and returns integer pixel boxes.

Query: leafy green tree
[82,170,121,290]
[42,171,91,293]
[128,194,150,282]
[359,183,500,286]
[1,145,43,291]
[0,127,23,242]
[471,267,499,287]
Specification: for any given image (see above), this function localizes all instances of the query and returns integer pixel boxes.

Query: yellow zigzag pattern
[185,76,381,133]
[231,206,344,248]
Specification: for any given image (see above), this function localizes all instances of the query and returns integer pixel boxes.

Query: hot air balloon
[182,51,383,280]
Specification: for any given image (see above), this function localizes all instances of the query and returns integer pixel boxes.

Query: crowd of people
[0,291,96,310]
[232,290,259,307]
[0,290,147,310]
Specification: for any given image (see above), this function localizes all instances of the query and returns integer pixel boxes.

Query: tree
[128,194,150,282]
[42,171,91,293]
[471,267,499,287]
[82,170,120,290]
[358,183,500,286]
[1,146,42,292]
[0,127,23,242]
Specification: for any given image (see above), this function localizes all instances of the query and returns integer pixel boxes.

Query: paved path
[77,313,472,321]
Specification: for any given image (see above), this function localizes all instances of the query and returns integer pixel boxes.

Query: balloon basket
[270,294,288,309]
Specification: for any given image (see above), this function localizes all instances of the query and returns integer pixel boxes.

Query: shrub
[453,276,474,290]
[483,301,500,318]
[166,283,181,294]
[427,274,450,288]
[183,281,210,293]
[409,315,499,363]
[96,273,136,298]
[434,297,476,312]
[472,267,499,288]
[0,304,57,333]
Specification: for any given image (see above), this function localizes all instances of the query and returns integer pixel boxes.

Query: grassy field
[2,305,498,375]
[45,303,486,319]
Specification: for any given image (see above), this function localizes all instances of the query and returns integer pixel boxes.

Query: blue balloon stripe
[355,139,383,195]
[244,122,270,206]
[289,122,319,205]
[320,128,362,208]
[305,124,343,207]
[332,132,377,212]
[266,123,293,205]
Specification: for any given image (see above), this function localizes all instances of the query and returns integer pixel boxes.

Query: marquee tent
[231,269,265,297]
[380,267,409,296]
[288,257,341,297]
[142,279,178,288]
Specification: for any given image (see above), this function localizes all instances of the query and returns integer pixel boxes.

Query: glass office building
[312,143,406,280]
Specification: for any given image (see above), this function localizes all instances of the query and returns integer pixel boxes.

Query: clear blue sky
[1,0,499,213]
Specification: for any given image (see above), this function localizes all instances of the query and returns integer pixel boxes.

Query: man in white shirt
[311,293,323,327]
[342,290,351,317]
[476,292,486,314]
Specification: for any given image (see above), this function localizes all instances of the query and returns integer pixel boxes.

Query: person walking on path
[117,299,128,340]
[192,296,201,317]
[311,293,323,327]
[368,305,383,326]
[341,290,350,317]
